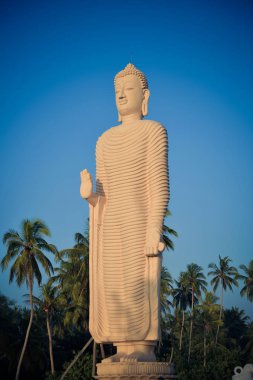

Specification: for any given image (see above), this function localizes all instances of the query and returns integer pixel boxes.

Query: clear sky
[1,0,253,317]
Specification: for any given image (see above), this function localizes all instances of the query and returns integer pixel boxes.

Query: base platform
[94,362,177,379]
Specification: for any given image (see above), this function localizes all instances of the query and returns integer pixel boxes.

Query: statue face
[115,75,145,117]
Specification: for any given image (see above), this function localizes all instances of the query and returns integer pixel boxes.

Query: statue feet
[102,342,156,363]
[120,351,156,362]
[102,353,124,363]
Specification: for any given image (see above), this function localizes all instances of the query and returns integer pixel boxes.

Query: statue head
[114,63,150,122]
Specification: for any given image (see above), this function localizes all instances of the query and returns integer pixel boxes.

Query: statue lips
[119,100,128,105]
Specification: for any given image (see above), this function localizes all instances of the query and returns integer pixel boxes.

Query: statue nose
[119,89,126,99]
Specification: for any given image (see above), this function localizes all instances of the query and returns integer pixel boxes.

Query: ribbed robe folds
[89,120,169,343]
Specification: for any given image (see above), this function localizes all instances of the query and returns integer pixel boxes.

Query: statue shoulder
[96,126,118,147]
[142,119,167,135]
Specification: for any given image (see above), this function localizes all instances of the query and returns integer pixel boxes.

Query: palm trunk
[179,310,185,350]
[15,276,33,380]
[188,320,193,362]
[46,313,55,374]
[169,346,174,363]
[188,288,194,363]
[216,284,223,345]
[203,328,206,368]
[100,344,105,359]
[92,341,97,377]
[60,337,93,380]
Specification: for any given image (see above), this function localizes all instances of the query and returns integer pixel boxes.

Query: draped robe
[89,120,169,343]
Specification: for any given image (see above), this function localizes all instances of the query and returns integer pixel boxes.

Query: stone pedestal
[94,362,177,379]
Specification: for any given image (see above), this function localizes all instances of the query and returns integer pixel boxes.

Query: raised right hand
[80,169,93,199]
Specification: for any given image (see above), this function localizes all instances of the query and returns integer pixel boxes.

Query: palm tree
[160,312,179,363]
[172,272,193,350]
[184,263,207,362]
[53,230,89,330]
[160,211,177,315]
[1,219,57,380]
[162,210,178,251]
[196,292,219,367]
[208,255,238,345]
[25,282,62,374]
[160,267,173,315]
[239,260,253,302]
[223,307,249,349]
[244,321,253,361]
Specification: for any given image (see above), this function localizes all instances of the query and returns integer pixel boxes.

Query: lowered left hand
[145,229,165,257]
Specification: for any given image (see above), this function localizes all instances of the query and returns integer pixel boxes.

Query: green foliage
[45,353,93,380]
[175,345,240,380]
[223,307,249,345]
[208,255,238,293]
[0,294,48,379]
[184,263,208,298]
[160,266,173,314]
[52,230,89,331]
[1,219,57,380]
[239,260,253,302]
[2,216,253,380]
[243,322,253,362]
[162,210,178,251]
[173,272,193,311]
[1,219,57,287]
[208,255,239,344]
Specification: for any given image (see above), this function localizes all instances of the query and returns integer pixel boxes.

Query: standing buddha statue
[80,63,169,363]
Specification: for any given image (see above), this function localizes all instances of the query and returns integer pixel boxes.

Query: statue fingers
[158,242,165,252]
[151,246,160,256]
[83,171,92,181]
[145,246,157,257]
[80,169,88,179]
[153,246,159,255]
[145,246,150,256]
[81,171,93,185]
[146,244,162,257]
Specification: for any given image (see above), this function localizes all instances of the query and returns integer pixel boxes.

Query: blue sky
[1,0,253,316]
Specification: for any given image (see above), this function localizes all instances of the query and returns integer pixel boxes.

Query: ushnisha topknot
[114,63,149,90]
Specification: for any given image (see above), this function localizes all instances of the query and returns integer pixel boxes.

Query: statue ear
[118,113,122,122]
[142,89,150,117]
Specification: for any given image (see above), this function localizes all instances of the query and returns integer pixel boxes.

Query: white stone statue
[80,63,169,364]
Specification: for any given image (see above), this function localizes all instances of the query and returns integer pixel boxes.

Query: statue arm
[80,138,107,207]
[145,124,169,256]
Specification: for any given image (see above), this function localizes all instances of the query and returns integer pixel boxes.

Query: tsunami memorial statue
[80,64,175,379]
